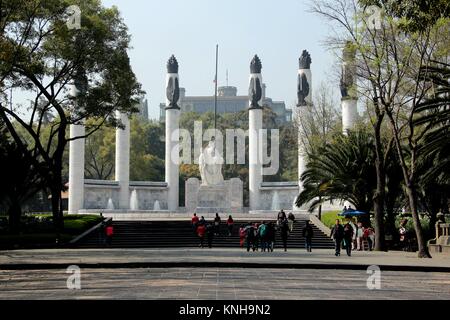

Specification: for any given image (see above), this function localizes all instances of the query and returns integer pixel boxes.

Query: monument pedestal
[185,177,243,213]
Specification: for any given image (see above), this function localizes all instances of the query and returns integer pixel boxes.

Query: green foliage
[359,0,450,31]
[0,0,142,231]
[296,129,377,213]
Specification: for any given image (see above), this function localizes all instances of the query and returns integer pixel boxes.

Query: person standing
[279,217,289,252]
[366,227,375,251]
[302,220,314,252]
[267,222,275,252]
[239,224,246,248]
[287,212,295,233]
[197,223,206,248]
[191,213,199,234]
[105,223,114,246]
[330,219,344,256]
[258,221,268,251]
[399,220,408,251]
[356,222,364,251]
[214,213,221,236]
[245,223,255,252]
[206,223,214,248]
[349,219,357,250]
[343,222,354,256]
[226,215,234,236]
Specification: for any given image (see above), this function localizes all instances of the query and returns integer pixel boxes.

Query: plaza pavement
[1,248,449,271]
[1,249,450,300]
[1,267,450,300]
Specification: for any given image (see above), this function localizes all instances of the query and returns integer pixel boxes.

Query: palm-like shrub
[296,130,377,213]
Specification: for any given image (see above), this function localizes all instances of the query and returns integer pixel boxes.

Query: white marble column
[68,81,85,214]
[115,111,130,210]
[68,123,85,214]
[248,55,263,210]
[165,55,180,211]
[342,98,358,135]
[297,51,312,193]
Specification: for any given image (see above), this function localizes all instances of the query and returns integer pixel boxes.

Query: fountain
[107,198,115,210]
[153,200,161,211]
[271,191,280,211]
[130,189,139,210]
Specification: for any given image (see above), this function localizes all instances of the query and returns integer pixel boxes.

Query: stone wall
[83,179,168,210]
[259,181,299,211]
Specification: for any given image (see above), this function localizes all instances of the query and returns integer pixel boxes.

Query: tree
[414,61,450,235]
[0,0,142,236]
[0,124,45,233]
[296,130,377,214]
[84,119,115,180]
[294,81,341,155]
[310,0,449,257]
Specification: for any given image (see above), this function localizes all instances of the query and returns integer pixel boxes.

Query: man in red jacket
[197,223,206,248]
[191,213,199,234]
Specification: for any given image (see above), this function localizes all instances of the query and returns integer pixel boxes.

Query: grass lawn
[0,214,103,249]
[320,211,342,228]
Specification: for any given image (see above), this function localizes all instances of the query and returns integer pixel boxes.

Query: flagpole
[214,44,218,131]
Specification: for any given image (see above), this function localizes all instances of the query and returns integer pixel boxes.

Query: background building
[136,96,149,121]
[159,84,291,124]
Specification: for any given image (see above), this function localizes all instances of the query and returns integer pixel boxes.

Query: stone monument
[198,138,224,186]
[185,137,243,213]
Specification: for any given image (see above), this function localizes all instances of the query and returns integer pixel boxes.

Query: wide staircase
[74,219,334,249]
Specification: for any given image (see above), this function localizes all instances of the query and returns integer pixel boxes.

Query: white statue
[199,139,224,186]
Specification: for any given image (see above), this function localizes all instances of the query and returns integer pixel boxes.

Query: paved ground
[1,248,449,270]
[1,248,449,300]
[1,267,450,300]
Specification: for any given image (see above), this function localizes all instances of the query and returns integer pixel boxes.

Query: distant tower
[340,41,358,135]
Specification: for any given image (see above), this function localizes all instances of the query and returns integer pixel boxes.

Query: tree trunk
[8,199,22,234]
[372,119,386,251]
[50,160,64,243]
[405,185,431,258]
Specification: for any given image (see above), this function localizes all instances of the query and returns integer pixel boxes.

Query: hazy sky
[101,0,341,119]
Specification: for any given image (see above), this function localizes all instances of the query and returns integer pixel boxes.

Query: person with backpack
[245,223,256,252]
[214,213,221,236]
[343,222,354,256]
[330,219,344,256]
[302,220,314,252]
[226,215,234,236]
[279,217,289,252]
[277,210,286,225]
[197,223,206,248]
[287,212,295,232]
[258,221,268,252]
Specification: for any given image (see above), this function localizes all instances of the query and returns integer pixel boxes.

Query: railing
[309,214,331,237]
[69,217,112,245]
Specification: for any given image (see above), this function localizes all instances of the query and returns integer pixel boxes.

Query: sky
[100,0,341,120]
